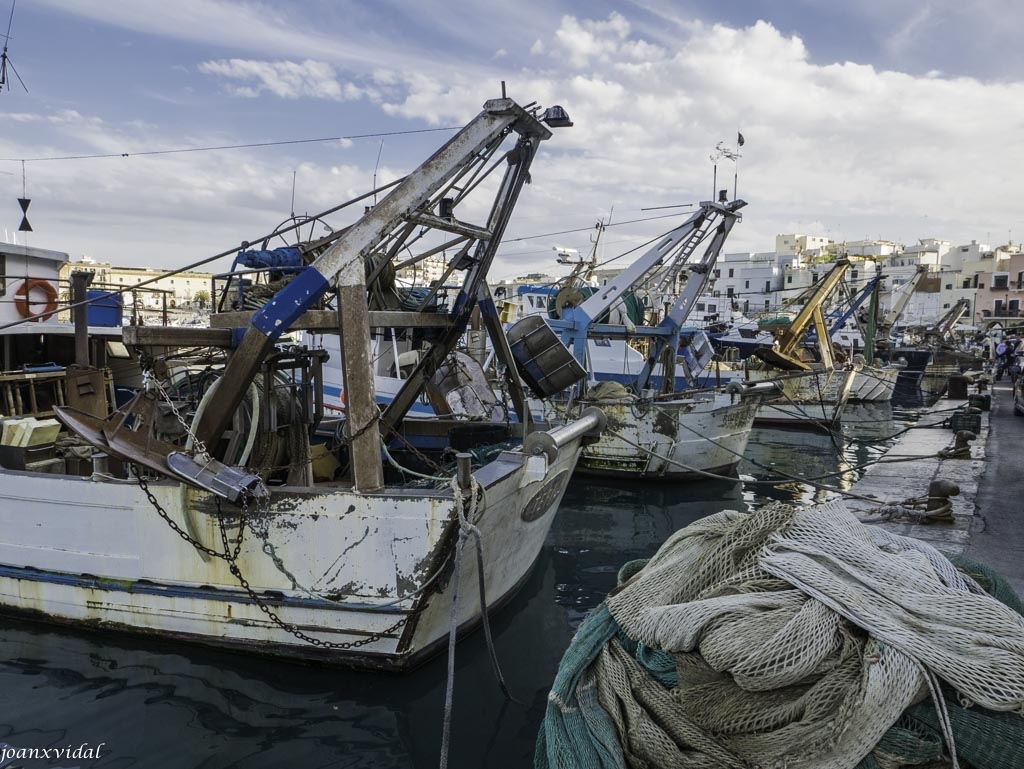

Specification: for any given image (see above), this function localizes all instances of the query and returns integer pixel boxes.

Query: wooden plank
[208,309,453,330]
[123,326,233,347]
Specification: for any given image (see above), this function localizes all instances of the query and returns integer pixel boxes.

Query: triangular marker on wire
[17,196,31,231]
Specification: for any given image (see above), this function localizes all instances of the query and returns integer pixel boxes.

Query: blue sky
[2,0,1023,278]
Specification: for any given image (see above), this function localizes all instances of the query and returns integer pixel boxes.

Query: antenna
[290,170,296,217]
[1,0,28,93]
[372,140,384,205]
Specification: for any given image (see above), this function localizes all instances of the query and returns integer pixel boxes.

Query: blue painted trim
[0,564,408,615]
[251,267,331,339]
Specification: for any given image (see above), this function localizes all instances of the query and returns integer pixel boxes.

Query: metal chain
[135,469,235,560]
[144,369,208,456]
[135,466,408,651]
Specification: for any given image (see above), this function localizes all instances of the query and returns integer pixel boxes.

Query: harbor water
[0,402,926,768]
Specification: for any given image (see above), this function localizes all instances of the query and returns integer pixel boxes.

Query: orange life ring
[14,278,59,321]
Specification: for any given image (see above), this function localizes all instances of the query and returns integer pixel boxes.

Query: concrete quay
[844,380,1023,598]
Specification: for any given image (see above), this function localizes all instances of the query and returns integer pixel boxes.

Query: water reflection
[549,477,745,627]
[0,551,572,769]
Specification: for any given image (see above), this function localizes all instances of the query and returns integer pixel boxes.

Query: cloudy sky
[1,0,1022,280]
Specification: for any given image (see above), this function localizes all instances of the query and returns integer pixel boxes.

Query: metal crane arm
[193,98,556,449]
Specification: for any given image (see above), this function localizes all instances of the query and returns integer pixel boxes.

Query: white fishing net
[597,500,1024,769]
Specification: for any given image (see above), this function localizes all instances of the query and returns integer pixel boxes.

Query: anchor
[55,390,267,504]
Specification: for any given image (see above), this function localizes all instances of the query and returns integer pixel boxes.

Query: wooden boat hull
[570,389,766,480]
[747,366,857,430]
[849,362,903,402]
[0,440,583,671]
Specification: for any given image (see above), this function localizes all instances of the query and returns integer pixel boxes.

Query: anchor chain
[135,468,408,651]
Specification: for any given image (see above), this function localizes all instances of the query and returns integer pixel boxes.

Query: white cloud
[7,5,1024,279]
[198,58,362,101]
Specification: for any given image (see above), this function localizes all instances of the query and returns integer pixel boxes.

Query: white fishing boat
[545,196,778,480]
[0,97,605,671]
[747,364,856,427]
[560,381,773,479]
[848,358,904,402]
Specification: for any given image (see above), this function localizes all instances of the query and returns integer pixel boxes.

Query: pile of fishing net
[536,500,1024,768]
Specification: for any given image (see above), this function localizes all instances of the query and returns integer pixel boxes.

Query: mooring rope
[439,474,520,769]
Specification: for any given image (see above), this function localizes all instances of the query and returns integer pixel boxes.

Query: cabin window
[696,303,705,312]
[708,304,717,312]
[0,254,5,296]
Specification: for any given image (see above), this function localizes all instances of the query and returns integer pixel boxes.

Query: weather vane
[1,0,28,93]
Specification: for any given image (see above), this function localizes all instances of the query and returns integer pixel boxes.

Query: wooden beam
[208,309,453,330]
[123,326,233,347]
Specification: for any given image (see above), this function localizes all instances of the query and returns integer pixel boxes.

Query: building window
[708,304,717,313]
[787,275,792,284]
[727,287,734,298]
[713,270,721,278]
[945,284,952,290]
[744,280,749,289]
[992,274,1009,289]
[764,300,771,309]
[728,268,734,278]
[851,270,858,280]
[943,303,951,309]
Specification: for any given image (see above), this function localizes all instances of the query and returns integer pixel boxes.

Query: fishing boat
[546,196,778,480]
[824,268,905,403]
[0,97,606,671]
[745,259,859,429]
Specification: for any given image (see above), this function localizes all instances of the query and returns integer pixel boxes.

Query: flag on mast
[737,132,745,147]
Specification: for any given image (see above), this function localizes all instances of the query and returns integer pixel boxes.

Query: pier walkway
[845,380,1023,597]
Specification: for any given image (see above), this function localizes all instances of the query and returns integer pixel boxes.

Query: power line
[0,126,462,163]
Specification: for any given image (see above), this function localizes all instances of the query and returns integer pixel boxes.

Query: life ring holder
[14,278,59,322]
